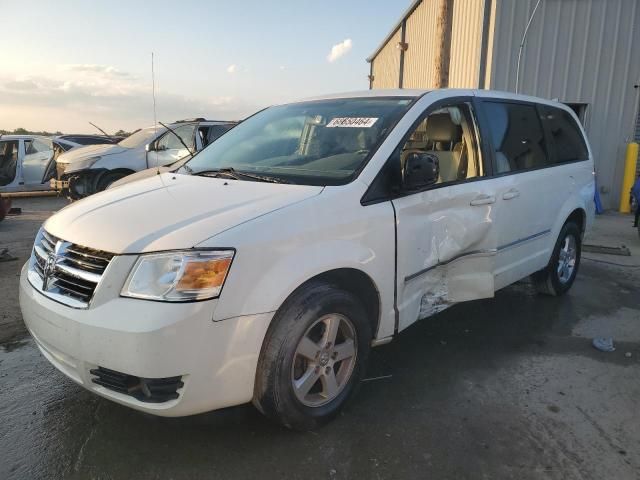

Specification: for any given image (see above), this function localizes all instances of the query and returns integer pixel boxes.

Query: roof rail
[175,118,207,123]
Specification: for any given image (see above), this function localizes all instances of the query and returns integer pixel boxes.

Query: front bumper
[51,168,109,199]
[19,263,273,416]
[49,178,69,191]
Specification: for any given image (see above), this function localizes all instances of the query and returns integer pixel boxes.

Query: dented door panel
[393,178,500,332]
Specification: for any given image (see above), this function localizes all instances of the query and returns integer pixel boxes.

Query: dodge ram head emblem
[42,253,56,290]
[41,240,64,291]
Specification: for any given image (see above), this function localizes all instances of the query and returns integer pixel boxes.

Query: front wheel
[532,221,581,296]
[253,282,372,430]
[97,171,129,192]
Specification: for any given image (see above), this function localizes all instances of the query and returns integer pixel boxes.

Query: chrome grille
[28,229,113,308]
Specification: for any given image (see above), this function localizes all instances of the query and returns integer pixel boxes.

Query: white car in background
[0,135,79,193]
[20,89,594,430]
[53,119,236,198]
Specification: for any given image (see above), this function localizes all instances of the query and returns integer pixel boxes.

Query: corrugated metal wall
[371,28,402,89]
[403,0,439,89]
[486,0,640,209]
[449,0,485,88]
[370,0,485,90]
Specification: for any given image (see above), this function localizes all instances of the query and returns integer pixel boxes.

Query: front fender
[92,151,146,172]
[202,189,397,339]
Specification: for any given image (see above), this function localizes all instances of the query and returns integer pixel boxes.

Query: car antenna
[151,52,159,174]
[88,121,111,138]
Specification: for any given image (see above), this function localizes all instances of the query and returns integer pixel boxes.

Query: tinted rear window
[483,101,550,173]
[539,106,588,163]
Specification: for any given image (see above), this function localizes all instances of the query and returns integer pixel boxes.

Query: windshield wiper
[194,167,290,184]
[193,167,242,180]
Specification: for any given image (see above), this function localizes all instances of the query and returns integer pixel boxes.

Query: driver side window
[401,102,483,186]
[25,139,53,156]
[156,124,196,151]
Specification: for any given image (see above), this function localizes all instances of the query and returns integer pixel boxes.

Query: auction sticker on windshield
[326,117,378,128]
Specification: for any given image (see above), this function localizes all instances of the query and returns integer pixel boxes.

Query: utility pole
[434,0,454,88]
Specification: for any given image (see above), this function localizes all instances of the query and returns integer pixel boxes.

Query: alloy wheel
[291,314,357,407]
[557,233,577,284]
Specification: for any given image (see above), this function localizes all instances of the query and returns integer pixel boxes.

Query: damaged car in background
[52,119,236,199]
[0,135,82,193]
[0,134,124,194]
[20,89,594,430]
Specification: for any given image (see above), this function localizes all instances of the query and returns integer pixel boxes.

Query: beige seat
[423,113,463,184]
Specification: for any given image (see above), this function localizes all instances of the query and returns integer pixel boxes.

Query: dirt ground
[0,196,68,342]
[1,196,639,480]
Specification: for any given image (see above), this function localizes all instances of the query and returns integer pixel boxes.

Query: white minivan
[20,89,594,430]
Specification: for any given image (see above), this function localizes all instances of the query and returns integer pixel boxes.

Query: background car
[53,119,237,199]
[0,134,125,193]
[1,135,65,193]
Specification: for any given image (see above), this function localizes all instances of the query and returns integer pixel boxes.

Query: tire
[532,221,581,296]
[253,282,372,430]
[96,172,128,192]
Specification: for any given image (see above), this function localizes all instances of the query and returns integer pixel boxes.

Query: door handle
[502,188,520,200]
[470,194,496,206]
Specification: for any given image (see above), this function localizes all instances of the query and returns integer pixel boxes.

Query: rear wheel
[253,282,372,430]
[532,221,581,296]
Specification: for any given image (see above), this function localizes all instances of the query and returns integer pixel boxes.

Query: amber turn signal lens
[176,258,232,291]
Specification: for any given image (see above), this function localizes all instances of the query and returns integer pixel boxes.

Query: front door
[392,98,500,332]
[22,138,54,185]
[150,124,197,167]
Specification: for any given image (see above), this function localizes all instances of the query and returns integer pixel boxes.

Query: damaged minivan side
[20,89,594,430]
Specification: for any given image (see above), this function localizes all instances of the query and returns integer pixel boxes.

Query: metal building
[367,0,640,209]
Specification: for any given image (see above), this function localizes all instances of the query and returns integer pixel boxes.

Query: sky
[0,0,410,134]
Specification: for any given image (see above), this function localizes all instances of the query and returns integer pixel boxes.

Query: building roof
[366,0,423,62]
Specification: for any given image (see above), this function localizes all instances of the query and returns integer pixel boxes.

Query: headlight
[121,250,234,302]
[64,156,101,173]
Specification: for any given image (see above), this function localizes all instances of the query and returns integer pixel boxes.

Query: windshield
[118,127,163,149]
[180,98,413,185]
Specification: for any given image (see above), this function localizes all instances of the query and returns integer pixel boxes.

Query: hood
[45,173,323,253]
[107,166,172,189]
[57,143,127,164]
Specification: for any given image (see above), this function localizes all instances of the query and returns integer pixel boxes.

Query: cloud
[226,64,237,74]
[4,79,39,91]
[62,64,133,78]
[279,65,286,71]
[326,38,352,63]
[0,73,259,132]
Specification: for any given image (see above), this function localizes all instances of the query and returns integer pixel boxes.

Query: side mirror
[403,152,439,190]
[145,143,154,152]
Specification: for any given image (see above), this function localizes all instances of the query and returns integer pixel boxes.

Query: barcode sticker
[326,117,378,128]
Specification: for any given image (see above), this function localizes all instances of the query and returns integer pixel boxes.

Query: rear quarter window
[539,106,589,163]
